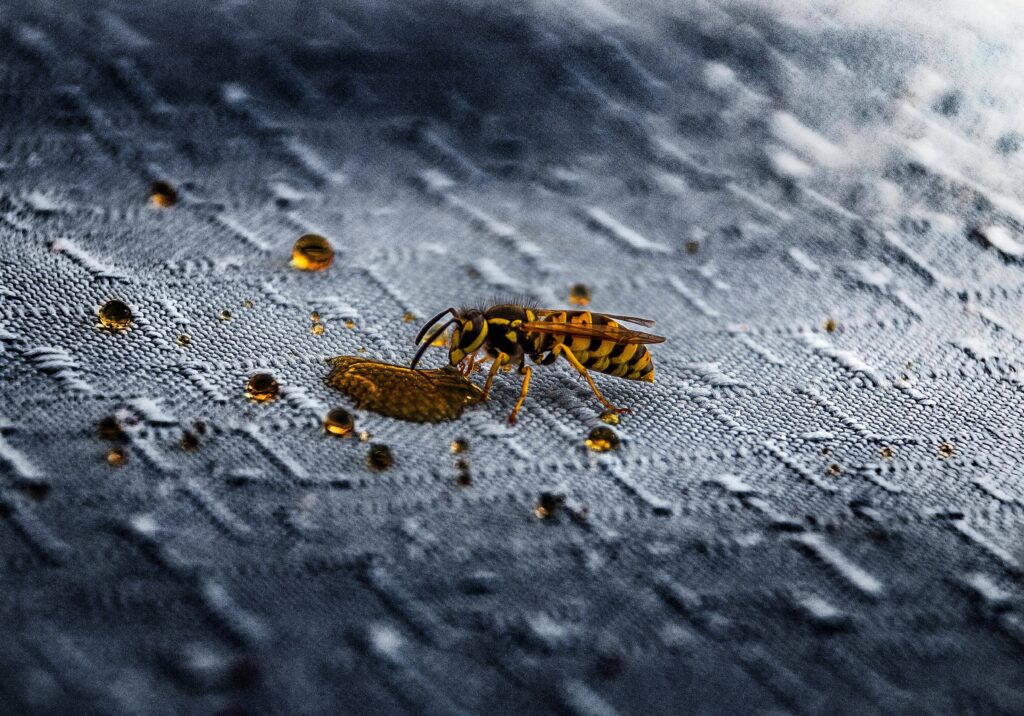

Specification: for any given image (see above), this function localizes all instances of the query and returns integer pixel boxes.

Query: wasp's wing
[521,321,665,345]
[532,309,656,327]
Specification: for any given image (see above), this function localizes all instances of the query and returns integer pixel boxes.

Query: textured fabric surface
[2,1,1024,714]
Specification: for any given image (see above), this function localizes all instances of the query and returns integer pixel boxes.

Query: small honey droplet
[23,482,51,502]
[585,426,619,452]
[311,323,325,335]
[824,318,837,333]
[533,492,565,519]
[827,463,842,476]
[568,283,591,306]
[311,311,321,322]
[243,299,255,309]
[181,432,200,451]
[291,234,334,271]
[176,333,192,347]
[98,300,133,331]
[149,180,177,208]
[366,443,393,471]
[685,240,700,254]
[599,411,620,426]
[880,446,895,460]
[345,319,356,330]
[107,447,127,467]
[938,442,955,459]
[245,373,280,403]
[820,446,832,456]
[450,438,469,454]
[323,408,355,437]
[219,310,233,322]
[96,415,125,442]
[403,312,417,323]
[358,430,372,442]
[455,458,472,487]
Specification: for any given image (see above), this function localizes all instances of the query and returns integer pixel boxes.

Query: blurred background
[2,1,1024,713]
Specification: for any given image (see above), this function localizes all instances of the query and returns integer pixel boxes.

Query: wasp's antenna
[414,307,457,345]
[410,318,456,369]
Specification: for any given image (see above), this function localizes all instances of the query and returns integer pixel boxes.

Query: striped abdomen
[531,311,654,382]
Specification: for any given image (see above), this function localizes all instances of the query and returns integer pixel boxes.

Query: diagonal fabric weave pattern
[2,1,1024,714]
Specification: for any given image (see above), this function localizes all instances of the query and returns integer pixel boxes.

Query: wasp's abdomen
[534,311,654,383]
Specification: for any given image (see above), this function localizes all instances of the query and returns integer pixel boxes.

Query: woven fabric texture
[2,1,1024,714]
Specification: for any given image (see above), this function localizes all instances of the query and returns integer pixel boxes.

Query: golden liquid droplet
[323,408,355,436]
[585,426,619,452]
[219,310,232,322]
[245,373,280,403]
[827,463,842,476]
[243,299,255,309]
[599,411,620,426]
[366,443,393,470]
[938,442,955,459]
[106,447,127,467]
[149,180,177,208]
[880,446,895,460]
[291,234,334,271]
[824,318,837,333]
[24,482,51,502]
[533,492,565,519]
[96,416,125,442]
[176,334,191,347]
[311,311,321,322]
[311,323,325,335]
[455,458,472,487]
[568,283,591,306]
[685,240,700,254]
[358,430,372,442]
[820,446,832,456]
[98,300,133,331]
[180,432,200,451]
[403,312,417,323]
[450,438,468,454]
[345,320,356,330]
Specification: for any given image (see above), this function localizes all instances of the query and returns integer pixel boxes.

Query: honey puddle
[325,356,482,422]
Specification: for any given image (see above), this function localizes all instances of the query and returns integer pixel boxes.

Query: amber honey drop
[311,323,325,335]
[107,447,127,467]
[533,492,565,519]
[176,334,191,347]
[345,319,356,330]
[181,432,200,451]
[291,234,334,271]
[219,310,232,322]
[685,240,700,254]
[824,318,837,333]
[245,373,280,403]
[938,442,955,459]
[323,408,355,437]
[827,463,842,476]
[585,426,619,452]
[450,438,468,454]
[98,300,133,331]
[149,180,177,208]
[403,312,417,323]
[599,411,620,426]
[455,458,472,487]
[568,283,591,306]
[880,446,895,460]
[96,415,125,442]
[366,443,393,471]
[243,299,255,309]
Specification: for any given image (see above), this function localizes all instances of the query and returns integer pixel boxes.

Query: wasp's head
[410,306,489,369]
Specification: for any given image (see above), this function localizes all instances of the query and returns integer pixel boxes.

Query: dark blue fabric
[2,2,1023,714]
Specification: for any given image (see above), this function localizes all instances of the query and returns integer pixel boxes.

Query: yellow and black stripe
[528,311,654,383]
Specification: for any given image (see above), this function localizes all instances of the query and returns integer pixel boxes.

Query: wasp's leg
[507,365,532,425]
[553,345,631,413]
[460,353,478,377]
[481,352,508,401]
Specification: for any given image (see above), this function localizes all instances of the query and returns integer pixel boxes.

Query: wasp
[410,301,665,424]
